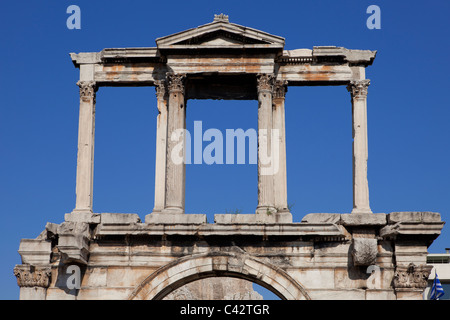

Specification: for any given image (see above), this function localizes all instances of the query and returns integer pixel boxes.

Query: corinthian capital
[347,79,370,99]
[77,80,97,102]
[393,263,432,290]
[166,73,186,93]
[14,265,51,288]
[154,80,167,100]
[273,80,288,99]
[256,74,275,93]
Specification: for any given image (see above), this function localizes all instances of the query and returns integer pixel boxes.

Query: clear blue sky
[1,0,449,300]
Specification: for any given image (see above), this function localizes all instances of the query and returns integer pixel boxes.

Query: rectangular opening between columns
[93,87,155,216]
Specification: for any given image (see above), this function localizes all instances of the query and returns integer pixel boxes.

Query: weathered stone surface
[341,213,387,226]
[100,213,141,225]
[301,213,387,226]
[380,217,444,240]
[57,222,91,264]
[18,239,52,265]
[214,212,292,224]
[15,216,444,300]
[393,263,432,290]
[307,289,366,300]
[145,213,207,224]
[351,238,378,266]
[65,211,100,224]
[95,221,344,238]
[301,213,341,224]
[365,290,397,300]
[163,278,263,300]
[387,211,442,224]
[14,265,51,290]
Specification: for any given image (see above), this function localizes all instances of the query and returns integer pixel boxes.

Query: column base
[151,208,163,214]
[160,207,184,214]
[71,207,93,213]
[351,207,373,214]
[65,211,100,223]
[255,206,277,215]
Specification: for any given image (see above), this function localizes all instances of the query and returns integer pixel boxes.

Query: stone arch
[128,251,310,300]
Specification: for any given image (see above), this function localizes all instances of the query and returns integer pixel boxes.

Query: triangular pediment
[155,15,285,50]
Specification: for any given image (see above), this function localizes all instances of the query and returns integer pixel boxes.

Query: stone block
[76,288,133,300]
[145,213,207,224]
[395,289,425,300]
[100,213,141,225]
[365,290,396,300]
[334,268,367,289]
[300,213,341,224]
[214,212,292,224]
[388,211,442,224]
[45,222,59,238]
[293,269,335,289]
[341,213,387,226]
[308,289,366,300]
[19,287,47,300]
[18,239,52,265]
[82,267,107,288]
[56,222,91,265]
[372,267,397,289]
[65,211,100,224]
[106,267,153,288]
[352,238,378,266]
[45,287,76,300]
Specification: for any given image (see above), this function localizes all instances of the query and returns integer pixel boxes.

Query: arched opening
[162,277,270,300]
[128,252,310,300]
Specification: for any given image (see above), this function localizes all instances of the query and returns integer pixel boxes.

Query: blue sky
[1,0,449,300]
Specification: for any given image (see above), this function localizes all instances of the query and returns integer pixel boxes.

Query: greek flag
[430,271,445,300]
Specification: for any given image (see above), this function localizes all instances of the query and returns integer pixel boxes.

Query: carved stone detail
[77,81,97,103]
[213,13,229,23]
[14,265,51,288]
[163,277,262,300]
[166,73,186,93]
[347,79,370,99]
[256,73,274,93]
[57,222,91,265]
[155,80,167,100]
[351,238,378,266]
[393,263,432,289]
[273,80,288,99]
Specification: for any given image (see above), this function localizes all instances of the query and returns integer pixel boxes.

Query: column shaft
[347,79,372,214]
[163,73,186,214]
[73,81,97,213]
[256,74,276,214]
[153,80,168,213]
[273,81,289,212]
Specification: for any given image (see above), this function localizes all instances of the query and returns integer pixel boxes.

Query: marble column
[73,80,97,214]
[163,73,186,214]
[347,79,372,214]
[256,74,276,215]
[272,80,289,212]
[152,80,168,213]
